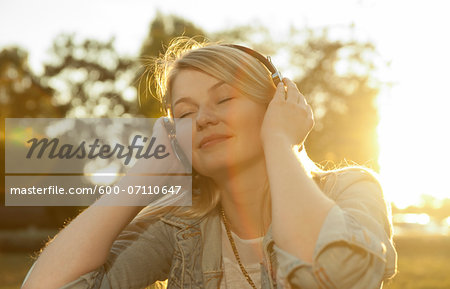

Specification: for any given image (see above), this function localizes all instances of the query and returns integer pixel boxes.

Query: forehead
[171,69,224,100]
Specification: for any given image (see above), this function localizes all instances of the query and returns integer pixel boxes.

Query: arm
[269,166,398,289]
[22,203,175,289]
[21,202,144,289]
[262,78,396,288]
[263,139,335,263]
[261,78,335,263]
[22,117,186,289]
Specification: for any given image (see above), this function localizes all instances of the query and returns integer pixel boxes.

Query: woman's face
[171,69,268,178]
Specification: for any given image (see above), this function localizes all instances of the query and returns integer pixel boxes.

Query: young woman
[22,37,397,289]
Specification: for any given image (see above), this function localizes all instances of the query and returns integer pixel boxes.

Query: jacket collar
[159,206,277,285]
[160,206,274,244]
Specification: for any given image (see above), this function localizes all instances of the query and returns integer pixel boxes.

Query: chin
[193,157,235,178]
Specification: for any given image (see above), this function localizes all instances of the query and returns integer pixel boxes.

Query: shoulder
[316,166,383,201]
[318,167,394,238]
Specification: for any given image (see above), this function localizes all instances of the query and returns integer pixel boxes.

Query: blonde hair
[137,37,377,236]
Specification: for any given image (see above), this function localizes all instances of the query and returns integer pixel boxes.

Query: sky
[1,0,450,209]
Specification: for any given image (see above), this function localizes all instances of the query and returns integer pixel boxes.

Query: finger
[305,105,315,130]
[283,78,308,105]
[154,116,164,129]
[152,117,166,139]
[298,90,308,106]
[283,78,302,104]
[273,81,286,101]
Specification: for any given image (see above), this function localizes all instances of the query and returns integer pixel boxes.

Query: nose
[196,106,219,131]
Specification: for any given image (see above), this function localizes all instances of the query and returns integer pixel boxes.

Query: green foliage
[0,47,63,118]
[140,12,206,58]
[0,47,66,212]
[42,34,140,117]
[292,30,381,171]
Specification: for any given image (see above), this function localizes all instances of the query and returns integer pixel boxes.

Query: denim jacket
[23,168,397,289]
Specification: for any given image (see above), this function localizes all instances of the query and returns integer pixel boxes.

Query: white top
[220,220,265,289]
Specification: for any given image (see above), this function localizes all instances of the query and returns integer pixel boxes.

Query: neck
[212,156,271,239]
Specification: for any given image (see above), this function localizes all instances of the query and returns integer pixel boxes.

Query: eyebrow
[173,80,225,107]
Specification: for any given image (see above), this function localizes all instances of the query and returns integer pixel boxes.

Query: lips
[199,134,232,149]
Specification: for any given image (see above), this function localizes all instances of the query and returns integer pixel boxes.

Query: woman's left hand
[260,78,314,148]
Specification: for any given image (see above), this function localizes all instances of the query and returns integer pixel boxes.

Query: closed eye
[179,112,193,118]
[179,98,232,118]
[218,98,233,104]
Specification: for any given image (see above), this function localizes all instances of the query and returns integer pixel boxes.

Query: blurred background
[1,0,449,288]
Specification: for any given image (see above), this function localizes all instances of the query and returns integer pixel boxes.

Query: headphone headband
[224,44,282,86]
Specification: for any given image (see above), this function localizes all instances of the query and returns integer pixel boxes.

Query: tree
[1,36,142,228]
[290,28,382,171]
[0,46,64,200]
[0,46,70,228]
[138,13,207,118]
[0,47,62,118]
[41,33,140,118]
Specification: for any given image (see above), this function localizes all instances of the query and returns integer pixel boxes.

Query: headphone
[224,44,283,86]
[162,45,283,171]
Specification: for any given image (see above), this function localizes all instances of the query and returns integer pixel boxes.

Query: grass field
[383,235,450,289]
[2,235,449,289]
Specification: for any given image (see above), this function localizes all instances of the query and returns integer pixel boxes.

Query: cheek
[241,108,265,132]
[234,116,264,147]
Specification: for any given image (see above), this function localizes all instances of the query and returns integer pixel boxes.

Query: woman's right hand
[153,116,192,173]
[98,116,193,207]
[123,116,192,175]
